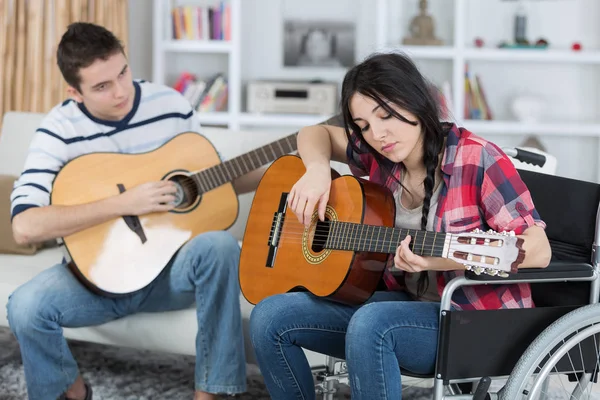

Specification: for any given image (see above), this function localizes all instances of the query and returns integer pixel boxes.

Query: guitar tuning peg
[485,268,498,276]
[498,271,509,278]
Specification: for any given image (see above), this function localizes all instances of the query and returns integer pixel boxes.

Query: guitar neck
[191,133,297,193]
[323,221,448,258]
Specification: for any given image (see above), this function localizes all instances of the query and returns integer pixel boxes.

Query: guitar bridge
[117,183,147,244]
[266,192,288,268]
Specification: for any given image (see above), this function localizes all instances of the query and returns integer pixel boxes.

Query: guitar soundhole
[168,174,199,209]
[311,218,330,253]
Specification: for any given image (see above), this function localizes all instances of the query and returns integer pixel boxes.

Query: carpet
[0,327,435,399]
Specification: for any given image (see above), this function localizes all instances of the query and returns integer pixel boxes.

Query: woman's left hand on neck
[394,235,463,272]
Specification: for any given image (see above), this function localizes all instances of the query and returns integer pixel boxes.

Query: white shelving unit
[387,0,600,181]
[152,0,600,181]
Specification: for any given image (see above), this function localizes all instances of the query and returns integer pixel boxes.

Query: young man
[7,22,258,400]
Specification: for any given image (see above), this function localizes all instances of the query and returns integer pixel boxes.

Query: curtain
[0,0,128,121]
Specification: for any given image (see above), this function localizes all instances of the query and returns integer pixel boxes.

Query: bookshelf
[152,0,242,129]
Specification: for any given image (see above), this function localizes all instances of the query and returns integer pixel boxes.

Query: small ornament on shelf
[572,42,582,51]
[497,38,549,50]
[402,0,443,46]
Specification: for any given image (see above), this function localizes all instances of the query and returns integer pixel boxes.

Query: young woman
[249,52,552,400]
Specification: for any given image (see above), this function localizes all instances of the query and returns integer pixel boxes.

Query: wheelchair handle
[504,147,547,167]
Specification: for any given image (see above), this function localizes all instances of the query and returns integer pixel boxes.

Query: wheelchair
[313,148,600,399]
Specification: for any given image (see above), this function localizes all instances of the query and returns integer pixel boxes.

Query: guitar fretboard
[323,221,447,257]
[191,133,297,193]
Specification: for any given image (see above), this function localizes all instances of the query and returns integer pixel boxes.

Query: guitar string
[272,229,500,243]
[270,222,504,244]
[266,219,509,266]
[275,234,507,267]
[160,138,295,194]
[267,217,502,235]
[269,222,508,255]
[274,237,505,268]
[274,235,502,253]
[275,236,479,252]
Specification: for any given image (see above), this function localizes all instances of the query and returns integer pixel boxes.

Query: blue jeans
[250,291,441,400]
[6,231,246,400]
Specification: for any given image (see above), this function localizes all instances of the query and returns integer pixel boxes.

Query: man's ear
[66,86,83,103]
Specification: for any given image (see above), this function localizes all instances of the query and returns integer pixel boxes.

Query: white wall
[127,0,153,81]
[128,0,600,183]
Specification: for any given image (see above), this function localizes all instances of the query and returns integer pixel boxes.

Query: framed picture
[283,20,355,68]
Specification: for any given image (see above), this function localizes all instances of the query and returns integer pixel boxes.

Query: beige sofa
[0,111,334,369]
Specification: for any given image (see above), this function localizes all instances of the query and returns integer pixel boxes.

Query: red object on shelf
[474,37,484,48]
[572,42,582,51]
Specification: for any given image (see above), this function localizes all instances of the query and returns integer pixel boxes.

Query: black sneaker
[60,383,92,400]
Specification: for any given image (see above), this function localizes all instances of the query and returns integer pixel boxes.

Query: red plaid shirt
[347,123,546,310]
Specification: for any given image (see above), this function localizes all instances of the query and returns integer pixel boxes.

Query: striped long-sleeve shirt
[11,80,202,219]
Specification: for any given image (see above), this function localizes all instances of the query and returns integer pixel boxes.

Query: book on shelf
[464,63,493,120]
[171,1,231,41]
[173,72,228,113]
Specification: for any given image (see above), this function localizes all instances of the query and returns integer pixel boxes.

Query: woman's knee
[250,295,283,343]
[346,303,380,343]
[249,293,305,350]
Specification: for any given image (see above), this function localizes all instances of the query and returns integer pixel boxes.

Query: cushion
[0,175,38,255]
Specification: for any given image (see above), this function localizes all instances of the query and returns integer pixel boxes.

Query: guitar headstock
[447,229,525,277]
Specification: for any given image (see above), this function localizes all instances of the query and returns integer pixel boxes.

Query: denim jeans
[250,290,441,400]
[6,231,246,400]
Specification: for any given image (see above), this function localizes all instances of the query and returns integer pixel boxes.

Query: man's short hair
[56,22,125,92]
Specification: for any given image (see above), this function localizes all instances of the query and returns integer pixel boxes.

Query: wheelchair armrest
[465,261,594,282]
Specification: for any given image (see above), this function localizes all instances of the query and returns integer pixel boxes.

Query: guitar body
[239,155,396,305]
[52,132,238,296]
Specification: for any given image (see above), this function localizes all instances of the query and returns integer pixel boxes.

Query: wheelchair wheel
[501,303,600,399]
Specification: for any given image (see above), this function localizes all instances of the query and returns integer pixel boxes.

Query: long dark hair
[340,52,446,296]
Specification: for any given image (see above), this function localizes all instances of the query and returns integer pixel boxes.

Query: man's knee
[185,231,240,273]
[188,231,240,258]
[177,231,241,289]
[6,285,43,336]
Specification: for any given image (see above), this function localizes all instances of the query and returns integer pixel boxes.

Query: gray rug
[0,327,434,399]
